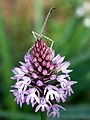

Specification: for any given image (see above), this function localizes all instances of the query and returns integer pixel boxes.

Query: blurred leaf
[0,15,17,111]
[71,48,90,67]
[0,111,40,120]
[0,105,90,120]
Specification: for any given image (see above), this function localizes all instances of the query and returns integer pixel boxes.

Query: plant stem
[41,112,47,120]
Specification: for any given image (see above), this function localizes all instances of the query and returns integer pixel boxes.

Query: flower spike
[11,7,77,119]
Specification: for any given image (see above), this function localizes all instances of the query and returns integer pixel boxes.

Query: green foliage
[0,15,17,111]
[0,105,90,120]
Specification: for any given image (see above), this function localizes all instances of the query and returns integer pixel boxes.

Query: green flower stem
[41,112,47,120]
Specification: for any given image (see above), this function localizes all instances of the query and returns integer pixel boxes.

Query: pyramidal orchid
[10,8,77,120]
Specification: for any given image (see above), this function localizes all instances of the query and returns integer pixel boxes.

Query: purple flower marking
[35,97,51,112]
[47,104,65,118]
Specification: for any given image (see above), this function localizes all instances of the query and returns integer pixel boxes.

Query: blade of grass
[54,16,83,54]
[61,16,82,47]
[64,26,90,57]
[71,48,90,67]
[0,15,17,112]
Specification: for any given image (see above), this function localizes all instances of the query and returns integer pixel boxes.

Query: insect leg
[28,45,35,53]
[32,31,38,40]
[43,35,54,48]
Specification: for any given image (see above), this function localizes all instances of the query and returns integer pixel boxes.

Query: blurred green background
[0,0,90,120]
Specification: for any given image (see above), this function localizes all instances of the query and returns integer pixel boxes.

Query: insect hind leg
[43,35,54,48]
